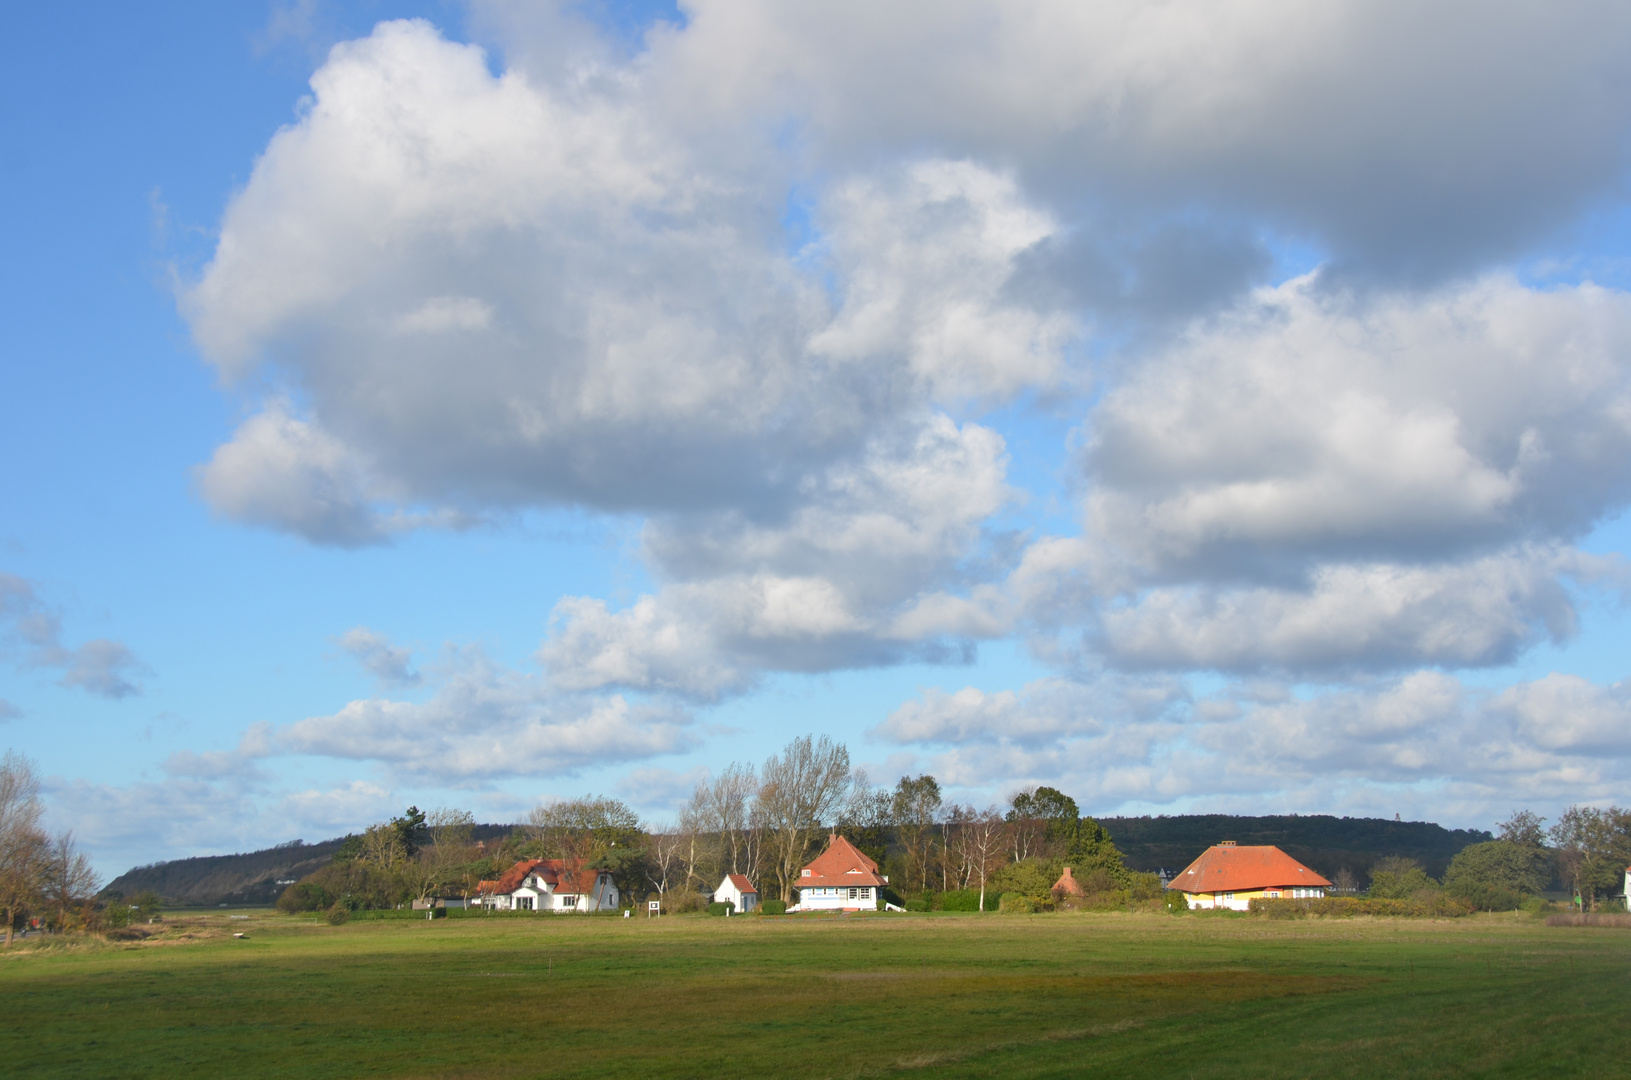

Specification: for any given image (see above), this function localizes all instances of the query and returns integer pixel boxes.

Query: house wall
[1179,887,1325,911]
[796,885,877,910]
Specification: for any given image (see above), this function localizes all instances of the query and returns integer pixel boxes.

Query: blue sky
[6,1,1631,878]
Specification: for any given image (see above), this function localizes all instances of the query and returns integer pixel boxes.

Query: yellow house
[1166,841,1331,911]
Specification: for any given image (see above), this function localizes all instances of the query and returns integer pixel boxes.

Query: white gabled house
[712,873,759,912]
[788,834,889,912]
[475,858,620,913]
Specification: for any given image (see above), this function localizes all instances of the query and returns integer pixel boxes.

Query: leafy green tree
[1063,816,1130,884]
[1497,810,1547,849]
[330,834,365,862]
[391,807,429,860]
[1443,839,1549,910]
[1549,805,1631,910]
[1367,857,1439,899]
[987,857,1060,908]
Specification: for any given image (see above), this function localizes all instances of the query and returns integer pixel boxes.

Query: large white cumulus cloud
[172,4,1631,808]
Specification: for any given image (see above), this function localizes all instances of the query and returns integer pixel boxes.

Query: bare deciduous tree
[956,806,1007,912]
[645,826,686,898]
[704,764,757,876]
[41,831,100,931]
[893,775,943,894]
[758,736,853,903]
[405,807,475,905]
[1006,787,1046,861]
[528,796,642,866]
[0,751,49,946]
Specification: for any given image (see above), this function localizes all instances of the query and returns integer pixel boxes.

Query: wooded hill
[1099,814,1492,881]
[103,825,515,907]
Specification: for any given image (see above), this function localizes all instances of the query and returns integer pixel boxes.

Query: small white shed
[712,873,759,912]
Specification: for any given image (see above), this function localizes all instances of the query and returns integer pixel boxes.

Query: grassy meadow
[2,909,1627,1079]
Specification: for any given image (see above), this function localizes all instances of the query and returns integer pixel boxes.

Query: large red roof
[725,874,757,894]
[799,834,888,888]
[1167,844,1331,893]
[478,858,606,897]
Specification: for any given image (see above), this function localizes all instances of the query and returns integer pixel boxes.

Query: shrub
[706,902,733,917]
[1128,872,1165,902]
[663,891,708,914]
[1447,880,1523,912]
[1520,896,1550,916]
[998,893,1034,914]
[1367,858,1440,900]
[325,904,351,926]
[761,899,787,915]
[939,889,982,912]
[1163,889,1189,913]
[277,881,336,914]
[904,898,929,912]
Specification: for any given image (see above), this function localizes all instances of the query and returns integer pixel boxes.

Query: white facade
[481,867,619,913]
[793,877,879,911]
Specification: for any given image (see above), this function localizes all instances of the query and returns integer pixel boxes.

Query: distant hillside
[1099,814,1492,882]
[104,825,518,907]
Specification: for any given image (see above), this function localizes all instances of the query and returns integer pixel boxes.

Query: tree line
[1352,808,1631,912]
[278,735,1164,917]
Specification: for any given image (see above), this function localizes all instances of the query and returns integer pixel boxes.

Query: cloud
[0,698,19,721]
[1084,275,1631,579]
[0,573,146,698]
[615,765,711,817]
[273,780,396,833]
[618,0,1631,278]
[181,20,1081,551]
[275,647,698,783]
[1094,549,1584,674]
[540,414,1013,697]
[339,626,421,688]
[876,669,1631,820]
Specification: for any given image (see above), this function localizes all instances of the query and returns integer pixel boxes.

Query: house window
[848,888,857,900]
[860,888,870,899]
[517,896,533,911]
[802,869,811,877]
[562,895,578,908]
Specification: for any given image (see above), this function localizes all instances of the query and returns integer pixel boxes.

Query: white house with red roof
[788,834,890,912]
[712,873,759,912]
[474,858,620,913]
[1166,841,1331,911]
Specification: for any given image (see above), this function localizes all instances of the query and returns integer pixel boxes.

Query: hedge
[1248,895,1474,919]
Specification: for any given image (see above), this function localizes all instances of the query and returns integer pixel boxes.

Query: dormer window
[802,869,811,876]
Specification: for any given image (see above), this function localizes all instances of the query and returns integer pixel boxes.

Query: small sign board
[648,900,661,917]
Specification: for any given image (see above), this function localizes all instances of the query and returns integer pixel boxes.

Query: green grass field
[2,910,1626,1079]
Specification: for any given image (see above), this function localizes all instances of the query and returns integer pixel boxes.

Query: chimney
[1220,840,1236,847]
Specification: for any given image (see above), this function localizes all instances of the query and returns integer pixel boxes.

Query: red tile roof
[726,874,757,894]
[477,858,607,897]
[1166,844,1332,893]
[798,834,888,888]
[1052,866,1084,896]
